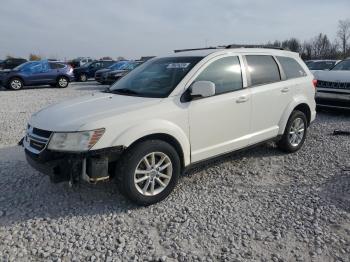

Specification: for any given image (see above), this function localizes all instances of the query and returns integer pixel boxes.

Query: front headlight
[48,128,105,152]
[113,73,124,77]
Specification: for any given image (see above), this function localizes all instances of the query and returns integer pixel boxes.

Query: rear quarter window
[277,56,307,79]
[49,63,65,69]
[245,55,281,86]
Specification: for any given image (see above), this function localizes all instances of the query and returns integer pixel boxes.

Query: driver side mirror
[191,81,216,98]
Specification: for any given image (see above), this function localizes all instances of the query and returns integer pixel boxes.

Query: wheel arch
[127,133,186,170]
[7,75,26,86]
[278,99,312,135]
[56,75,70,82]
[109,120,191,167]
[294,103,311,126]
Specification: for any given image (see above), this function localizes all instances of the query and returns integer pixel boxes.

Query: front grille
[24,126,52,154]
[33,128,52,138]
[317,80,350,90]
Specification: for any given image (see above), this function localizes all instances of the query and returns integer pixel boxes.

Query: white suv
[23,47,316,205]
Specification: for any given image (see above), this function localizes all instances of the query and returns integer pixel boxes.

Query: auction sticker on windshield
[166,63,190,69]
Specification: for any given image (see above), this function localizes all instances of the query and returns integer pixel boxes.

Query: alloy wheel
[134,152,173,196]
[80,74,87,82]
[288,117,305,147]
[58,78,68,87]
[10,79,22,90]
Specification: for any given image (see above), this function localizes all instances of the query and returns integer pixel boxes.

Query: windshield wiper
[109,88,140,95]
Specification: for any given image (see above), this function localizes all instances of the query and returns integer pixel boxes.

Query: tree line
[267,19,350,60]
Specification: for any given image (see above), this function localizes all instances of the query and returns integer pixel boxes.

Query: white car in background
[23,47,316,205]
[314,59,350,109]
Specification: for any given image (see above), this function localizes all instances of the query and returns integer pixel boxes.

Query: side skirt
[184,135,282,173]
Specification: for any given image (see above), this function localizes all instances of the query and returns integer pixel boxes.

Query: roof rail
[174,44,288,53]
[174,47,219,53]
[224,44,286,50]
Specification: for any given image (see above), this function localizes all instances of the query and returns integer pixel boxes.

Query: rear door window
[277,56,306,79]
[245,55,281,86]
[49,63,65,69]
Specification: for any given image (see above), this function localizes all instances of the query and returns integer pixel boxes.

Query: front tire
[8,78,24,90]
[116,140,180,206]
[79,74,87,82]
[277,110,307,153]
[56,76,69,88]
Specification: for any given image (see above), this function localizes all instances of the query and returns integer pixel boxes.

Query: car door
[244,55,291,145]
[26,61,53,85]
[187,55,252,163]
[88,62,102,77]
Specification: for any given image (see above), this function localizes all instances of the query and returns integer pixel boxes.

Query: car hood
[314,70,350,82]
[109,69,127,74]
[0,69,15,74]
[29,92,161,131]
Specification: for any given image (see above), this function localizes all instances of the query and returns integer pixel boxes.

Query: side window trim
[244,54,283,88]
[273,56,287,81]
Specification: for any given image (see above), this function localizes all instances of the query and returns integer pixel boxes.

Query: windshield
[109,56,203,98]
[81,62,93,68]
[308,61,336,70]
[331,60,350,71]
[109,61,128,70]
[119,62,141,70]
[14,61,39,71]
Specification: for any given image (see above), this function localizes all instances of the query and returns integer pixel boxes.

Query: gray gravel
[0,83,349,261]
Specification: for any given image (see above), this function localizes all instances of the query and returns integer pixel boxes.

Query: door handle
[281,87,290,93]
[236,96,249,103]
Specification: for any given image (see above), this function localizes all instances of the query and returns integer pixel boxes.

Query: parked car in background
[0,60,74,90]
[73,60,115,82]
[0,58,27,70]
[103,61,143,85]
[69,57,94,68]
[306,60,340,73]
[23,47,316,205]
[95,61,129,84]
[314,59,350,109]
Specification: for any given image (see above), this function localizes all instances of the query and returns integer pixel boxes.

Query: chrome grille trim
[23,126,52,154]
[317,80,350,90]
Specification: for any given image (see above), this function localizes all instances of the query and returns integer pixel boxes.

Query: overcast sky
[1,0,349,60]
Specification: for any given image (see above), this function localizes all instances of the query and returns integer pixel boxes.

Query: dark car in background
[306,60,340,73]
[314,59,350,109]
[0,58,27,70]
[103,61,143,85]
[0,60,74,90]
[69,57,94,68]
[73,60,115,82]
[94,61,129,84]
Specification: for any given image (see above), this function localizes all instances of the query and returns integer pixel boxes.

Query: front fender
[278,95,310,135]
[112,119,191,166]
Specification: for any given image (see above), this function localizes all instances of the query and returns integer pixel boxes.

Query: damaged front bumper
[24,141,124,184]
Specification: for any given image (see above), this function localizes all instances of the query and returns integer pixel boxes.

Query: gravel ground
[0,82,349,262]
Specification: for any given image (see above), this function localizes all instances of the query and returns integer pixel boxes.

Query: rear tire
[56,76,69,88]
[79,74,87,82]
[115,140,180,206]
[277,110,307,153]
[8,78,23,90]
